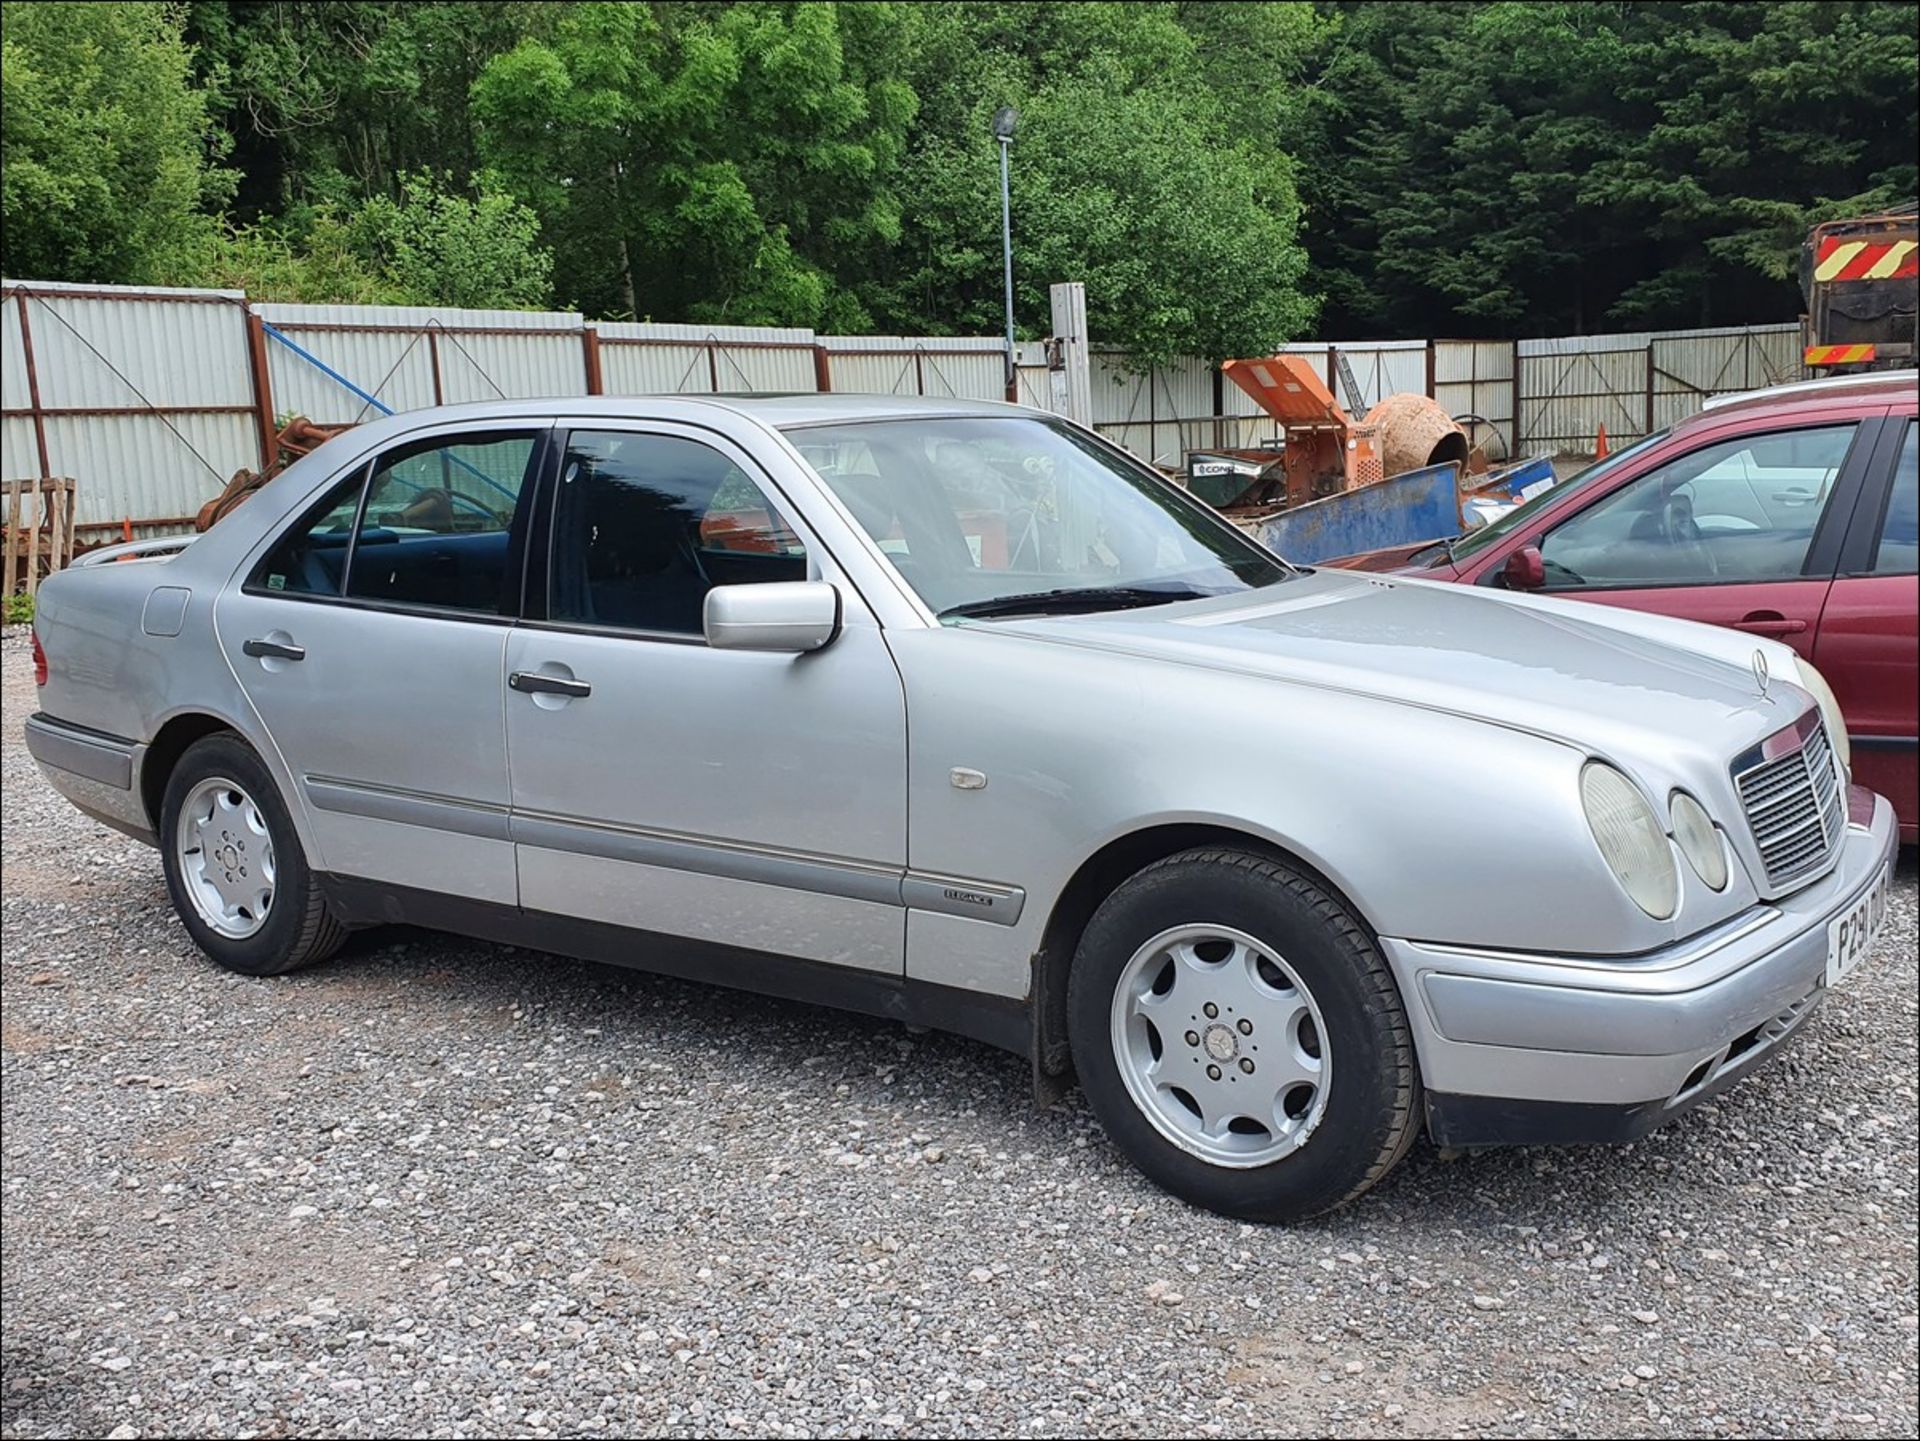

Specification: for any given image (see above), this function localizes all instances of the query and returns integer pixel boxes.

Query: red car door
[1815,416,1919,840]
[1475,413,1889,665]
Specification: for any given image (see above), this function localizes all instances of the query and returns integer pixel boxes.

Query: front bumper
[24,712,156,845]
[1382,787,1898,1147]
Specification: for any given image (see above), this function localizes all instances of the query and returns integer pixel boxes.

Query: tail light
[31,628,48,687]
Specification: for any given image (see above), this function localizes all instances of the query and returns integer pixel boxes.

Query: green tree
[0,0,233,284]
[473,1,915,327]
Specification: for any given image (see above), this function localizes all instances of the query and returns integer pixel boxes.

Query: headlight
[1669,791,1728,891]
[1580,762,1679,919]
[1792,660,1850,775]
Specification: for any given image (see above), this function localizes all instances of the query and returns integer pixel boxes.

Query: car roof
[1681,370,1917,431]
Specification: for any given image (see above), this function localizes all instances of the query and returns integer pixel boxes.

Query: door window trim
[1478,413,1890,593]
[238,423,554,625]
[1833,413,1917,578]
[529,420,843,647]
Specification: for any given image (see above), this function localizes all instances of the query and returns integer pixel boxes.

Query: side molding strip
[303,777,511,842]
[300,781,1025,925]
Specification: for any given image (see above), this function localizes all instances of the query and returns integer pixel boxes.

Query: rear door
[1514,415,1886,661]
[1816,415,1918,833]
[214,424,546,902]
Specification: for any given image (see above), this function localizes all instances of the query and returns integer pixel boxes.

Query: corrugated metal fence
[0,276,1804,539]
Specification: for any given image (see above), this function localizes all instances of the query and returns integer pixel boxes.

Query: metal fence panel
[258,303,586,419]
[3,281,255,528]
[600,322,817,395]
[1330,340,1427,411]
[44,412,258,527]
[1516,332,1655,453]
[1433,339,1517,458]
[1650,324,1802,430]
[818,336,1008,400]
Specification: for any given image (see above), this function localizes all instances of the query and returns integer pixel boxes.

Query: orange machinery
[1219,355,1469,512]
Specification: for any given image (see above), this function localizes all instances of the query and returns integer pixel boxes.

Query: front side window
[549,431,807,636]
[344,433,539,613]
[1868,422,1917,575]
[1537,423,1857,589]
[788,416,1290,618]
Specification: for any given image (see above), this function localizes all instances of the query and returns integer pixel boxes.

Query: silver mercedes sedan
[25,396,1896,1221]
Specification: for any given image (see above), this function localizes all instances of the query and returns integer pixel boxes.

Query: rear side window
[253,469,367,596]
[1869,423,1917,575]
[344,433,540,613]
[549,431,806,636]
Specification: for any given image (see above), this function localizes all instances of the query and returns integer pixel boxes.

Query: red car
[1328,373,1919,841]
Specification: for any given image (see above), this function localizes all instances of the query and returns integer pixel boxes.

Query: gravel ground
[2,627,1916,1440]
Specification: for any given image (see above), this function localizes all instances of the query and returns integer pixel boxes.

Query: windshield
[1442,429,1672,564]
[787,416,1294,617]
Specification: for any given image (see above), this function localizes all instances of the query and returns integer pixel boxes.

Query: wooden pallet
[3,477,78,599]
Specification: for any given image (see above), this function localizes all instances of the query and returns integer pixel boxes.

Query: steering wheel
[1664,492,1718,577]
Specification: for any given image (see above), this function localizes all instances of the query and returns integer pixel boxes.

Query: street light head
[991,106,1018,142]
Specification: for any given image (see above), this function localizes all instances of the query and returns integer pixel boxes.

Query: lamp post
[992,105,1018,397]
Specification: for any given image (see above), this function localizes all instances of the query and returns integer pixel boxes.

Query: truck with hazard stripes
[1799,205,1917,372]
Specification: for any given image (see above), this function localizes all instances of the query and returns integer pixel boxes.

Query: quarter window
[1868,423,1917,575]
[253,469,366,597]
[1537,424,1857,589]
[549,431,807,636]
[343,433,540,613]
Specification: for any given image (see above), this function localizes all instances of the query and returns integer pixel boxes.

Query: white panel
[264,324,437,421]
[1517,334,1653,453]
[2,416,40,480]
[437,331,590,404]
[599,321,817,398]
[42,413,258,525]
[19,294,249,408]
[1,294,29,410]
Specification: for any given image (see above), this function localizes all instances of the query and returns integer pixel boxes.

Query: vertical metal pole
[999,137,1016,397]
[244,308,278,471]
[15,293,52,481]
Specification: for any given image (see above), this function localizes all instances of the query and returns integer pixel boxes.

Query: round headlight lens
[1669,791,1728,892]
[1580,762,1679,919]
[1792,659,1850,775]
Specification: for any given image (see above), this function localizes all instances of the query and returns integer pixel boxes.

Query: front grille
[1735,720,1844,889]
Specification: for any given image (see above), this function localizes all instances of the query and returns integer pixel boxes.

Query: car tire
[1067,847,1421,1222]
[159,733,347,977]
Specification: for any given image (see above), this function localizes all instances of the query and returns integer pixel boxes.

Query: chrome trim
[1732,714,1843,890]
[303,777,511,842]
[24,714,135,789]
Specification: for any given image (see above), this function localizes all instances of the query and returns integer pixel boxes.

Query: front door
[504,424,909,973]
[1524,418,1875,662]
[214,424,546,902]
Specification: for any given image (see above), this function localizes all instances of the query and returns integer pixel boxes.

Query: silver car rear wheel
[1110,923,1331,1168]
[174,775,276,940]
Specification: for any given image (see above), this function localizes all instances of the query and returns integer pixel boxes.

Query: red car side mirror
[1503,545,1545,590]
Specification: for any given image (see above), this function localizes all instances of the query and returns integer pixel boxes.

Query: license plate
[1826,862,1892,988]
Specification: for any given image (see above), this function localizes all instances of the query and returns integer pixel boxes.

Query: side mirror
[704,581,841,653]
[1503,545,1545,590]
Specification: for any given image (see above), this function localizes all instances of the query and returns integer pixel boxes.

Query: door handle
[242,638,306,661]
[1734,612,1807,637]
[510,670,591,698]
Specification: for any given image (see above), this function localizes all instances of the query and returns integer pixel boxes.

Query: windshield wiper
[939,585,1217,621]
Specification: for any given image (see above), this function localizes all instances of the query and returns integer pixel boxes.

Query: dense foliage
[2,1,1914,352]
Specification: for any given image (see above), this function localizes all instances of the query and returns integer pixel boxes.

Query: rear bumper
[1383,787,1898,1147]
[24,713,156,845]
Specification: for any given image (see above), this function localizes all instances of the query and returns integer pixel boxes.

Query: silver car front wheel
[1068,847,1420,1222]
[1110,924,1331,1168]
